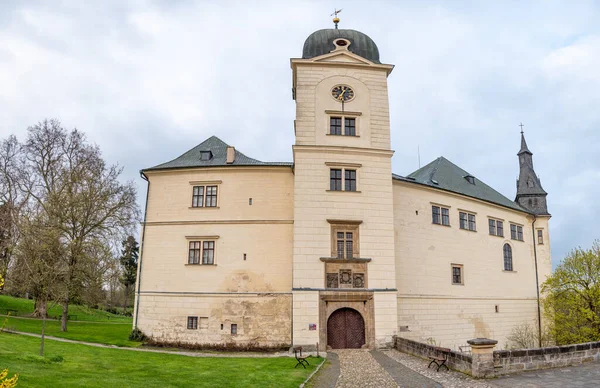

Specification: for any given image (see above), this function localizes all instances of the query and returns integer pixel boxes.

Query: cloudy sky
[1,0,599,268]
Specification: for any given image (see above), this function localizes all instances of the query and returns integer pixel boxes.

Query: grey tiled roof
[143,136,293,172]
[393,157,528,213]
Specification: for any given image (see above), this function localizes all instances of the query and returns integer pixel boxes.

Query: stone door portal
[327,307,365,349]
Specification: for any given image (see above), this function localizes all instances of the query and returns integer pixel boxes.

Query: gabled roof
[143,136,293,172]
[393,157,528,213]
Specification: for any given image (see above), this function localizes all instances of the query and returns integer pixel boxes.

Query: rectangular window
[188,241,201,264]
[432,206,441,224]
[489,219,496,235]
[336,231,354,259]
[497,221,504,237]
[452,265,463,285]
[330,117,342,135]
[205,186,218,207]
[441,208,450,226]
[192,186,204,207]
[537,229,543,244]
[459,212,467,229]
[460,212,476,231]
[511,224,523,241]
[330,169,342,191]
[344,118,356,136]
[187,316,198,330]
[468,214,476,231]
[345,170,356,192]
[331,223,359,259]
[231,323,237,335]
[202,241,215,265]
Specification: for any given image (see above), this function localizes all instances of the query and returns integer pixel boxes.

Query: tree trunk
[124,284,129,310]
[40,315,46,356]
[61,299,68,332]
[32,298,48,318]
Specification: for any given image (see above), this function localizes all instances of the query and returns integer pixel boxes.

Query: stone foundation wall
[137,293,292,347]
[393,336,472,374]
[493,341,600,375]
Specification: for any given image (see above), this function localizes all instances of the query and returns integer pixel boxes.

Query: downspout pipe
[134,170,150,329]
[532,214,542,348]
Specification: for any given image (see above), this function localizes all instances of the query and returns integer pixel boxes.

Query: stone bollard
[467,338,498,378]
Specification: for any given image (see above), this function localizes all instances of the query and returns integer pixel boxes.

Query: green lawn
[2,316,138,347]
[0,333,322,387]
[0,295,132,322]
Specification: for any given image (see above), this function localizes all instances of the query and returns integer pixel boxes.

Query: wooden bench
[427,346,450,371]
[293,346,310,369]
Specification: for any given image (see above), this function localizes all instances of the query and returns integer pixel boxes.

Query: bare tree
[18,119,140,331]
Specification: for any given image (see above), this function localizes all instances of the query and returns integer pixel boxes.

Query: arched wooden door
[327,308,365,349]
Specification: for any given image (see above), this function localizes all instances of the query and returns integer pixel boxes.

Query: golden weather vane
[331,8,342,29]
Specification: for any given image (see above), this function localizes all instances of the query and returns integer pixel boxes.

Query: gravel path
[334,349,397,388]
[382,349,495,388]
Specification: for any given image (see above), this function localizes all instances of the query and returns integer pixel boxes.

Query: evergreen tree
[119,235,139,310]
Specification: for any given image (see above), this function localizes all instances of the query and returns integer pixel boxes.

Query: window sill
[185,264,217,266]
[432,223,451,227]
[326,134,360,138]
[320,257,371,263]
[189,206,220,210]
[510,238,524,242]
[460,228,477,232]
[489,234,505,238]
[326,190,362,193]
[502,270,517,273]
[452,283,465,286]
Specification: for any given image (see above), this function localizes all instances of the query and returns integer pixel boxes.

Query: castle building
[133,22,552,351]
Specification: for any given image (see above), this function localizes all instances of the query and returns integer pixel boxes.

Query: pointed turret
[515,131,549,215]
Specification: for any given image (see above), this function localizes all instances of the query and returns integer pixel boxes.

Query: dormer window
[200,151,212,161]
[464,175,475,185]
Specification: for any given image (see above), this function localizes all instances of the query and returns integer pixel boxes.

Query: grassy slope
[2,316,138,347]
[0,333,321,388]
[0,295,131,322]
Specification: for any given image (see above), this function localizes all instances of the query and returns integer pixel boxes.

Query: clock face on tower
[331,85,355,102]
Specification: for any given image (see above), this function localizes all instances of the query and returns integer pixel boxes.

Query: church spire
[515,128,549,215]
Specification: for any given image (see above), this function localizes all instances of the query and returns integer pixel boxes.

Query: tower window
[330,117,342,135]
[329,167,358,192]
[330,223,359,259]
[329,115,358,136]
[537,229,543,244]
[344,118,356,136]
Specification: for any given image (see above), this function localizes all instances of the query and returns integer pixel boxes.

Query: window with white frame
[191,185,218,208]
[432,205,450,226]
[452,264,464,285]
[503,244,513,271]
[510,223,524,241]
[488,218,504,237]
[459,211,476,231]
[188,240,216,265]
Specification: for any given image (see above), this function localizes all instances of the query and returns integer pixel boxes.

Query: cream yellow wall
[145,167,293,223]
[135,166,294,345]
[393,180,552,349]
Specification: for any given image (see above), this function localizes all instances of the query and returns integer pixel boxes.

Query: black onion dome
[302,29,381,64]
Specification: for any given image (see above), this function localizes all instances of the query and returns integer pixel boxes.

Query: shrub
[0,368,18,388]
[129,327,147,342]
[144,338,289,353]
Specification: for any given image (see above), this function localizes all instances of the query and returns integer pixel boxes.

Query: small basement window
[231,324,237,335]
[200,151,213,161]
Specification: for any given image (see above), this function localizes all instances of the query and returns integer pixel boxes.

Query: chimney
[226,146,235,164]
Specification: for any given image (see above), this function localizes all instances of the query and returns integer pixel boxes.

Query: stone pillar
[467,338,498,378]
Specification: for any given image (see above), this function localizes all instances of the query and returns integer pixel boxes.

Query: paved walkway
[309,349,492,388]
[491,361,600,387]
